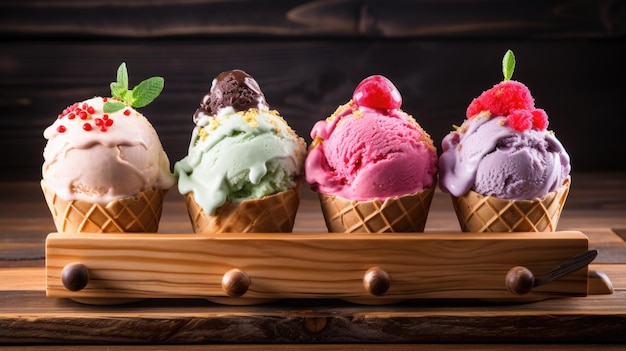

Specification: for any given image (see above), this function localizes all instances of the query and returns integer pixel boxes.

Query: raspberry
[352,75,402,110]
[531,108,548,130]
[505,108,548,132]
[466,80,534,118]
[506,110,533,132]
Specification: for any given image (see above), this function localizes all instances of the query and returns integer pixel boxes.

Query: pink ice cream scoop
[305,75,438,201]
[439,73,570,200]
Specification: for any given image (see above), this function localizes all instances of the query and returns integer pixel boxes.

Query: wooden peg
[505,266,535,295]
[221,269,250,297]
[61,263,89,292]
[363,267,391,296]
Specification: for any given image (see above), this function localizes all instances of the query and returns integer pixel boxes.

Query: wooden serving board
[46,231,610,304]
[45,231,612,304]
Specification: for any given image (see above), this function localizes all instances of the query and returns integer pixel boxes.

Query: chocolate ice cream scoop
[193,70,269,124]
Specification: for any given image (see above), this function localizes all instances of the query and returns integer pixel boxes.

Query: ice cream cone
[318,184,436,233]
[451,177,571,232]
[184,183,301,233]
[41,180,167,233]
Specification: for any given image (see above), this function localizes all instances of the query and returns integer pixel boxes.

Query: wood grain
[4,346,626,351]
[2,40,625,180]
[45,231,589,301]
[2,287,626,344]
[1,0,626,180]
[0,0,622,39]
[5,262,625,291]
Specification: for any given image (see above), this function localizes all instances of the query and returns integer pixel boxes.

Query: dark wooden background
[1,0,625,181]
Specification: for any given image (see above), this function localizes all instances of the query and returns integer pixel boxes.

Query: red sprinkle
[94,117,112,131]
[103,97,108,102]
[123,109,131,116]
[55,100,120,133]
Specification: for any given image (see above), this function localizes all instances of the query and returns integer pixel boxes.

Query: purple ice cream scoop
[438,113,570,200]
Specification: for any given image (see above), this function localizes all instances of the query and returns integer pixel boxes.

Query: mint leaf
[502,49,515,81]
[103,101,126,113]
[117,62,129,90]
[107,62,164,109]
[122,90,135,106]
[131,77,164,108]
[110,82,127,99]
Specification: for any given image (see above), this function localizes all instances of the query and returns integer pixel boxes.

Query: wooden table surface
[1,173,626,348]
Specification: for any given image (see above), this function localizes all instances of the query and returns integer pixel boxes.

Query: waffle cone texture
[451,177,571,232]
[318,184,436,233]
[41,180,167,233]
[184,183,301,233]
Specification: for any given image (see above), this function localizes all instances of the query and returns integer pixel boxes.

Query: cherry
[352,75,402,109]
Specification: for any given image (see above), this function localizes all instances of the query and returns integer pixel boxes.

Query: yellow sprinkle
[240,110,259,129]
[198,127,209,142]
[327,101,353,122]
[454,126,464,134]
[285,124,297,137]
[271,112,289,127]
[309,135,323,150]
[209,118,220,131]
[269,111,298,137]
[268,118,282,134]
[476,110,492,119]
[406,114,419,126]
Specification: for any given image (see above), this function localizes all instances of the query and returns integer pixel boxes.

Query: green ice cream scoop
[175,70,306,215]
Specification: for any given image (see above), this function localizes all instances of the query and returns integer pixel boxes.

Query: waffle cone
[184,183,301,233]
[41,180,167,233]
[451,177,571,232]
[318,184,436,233]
